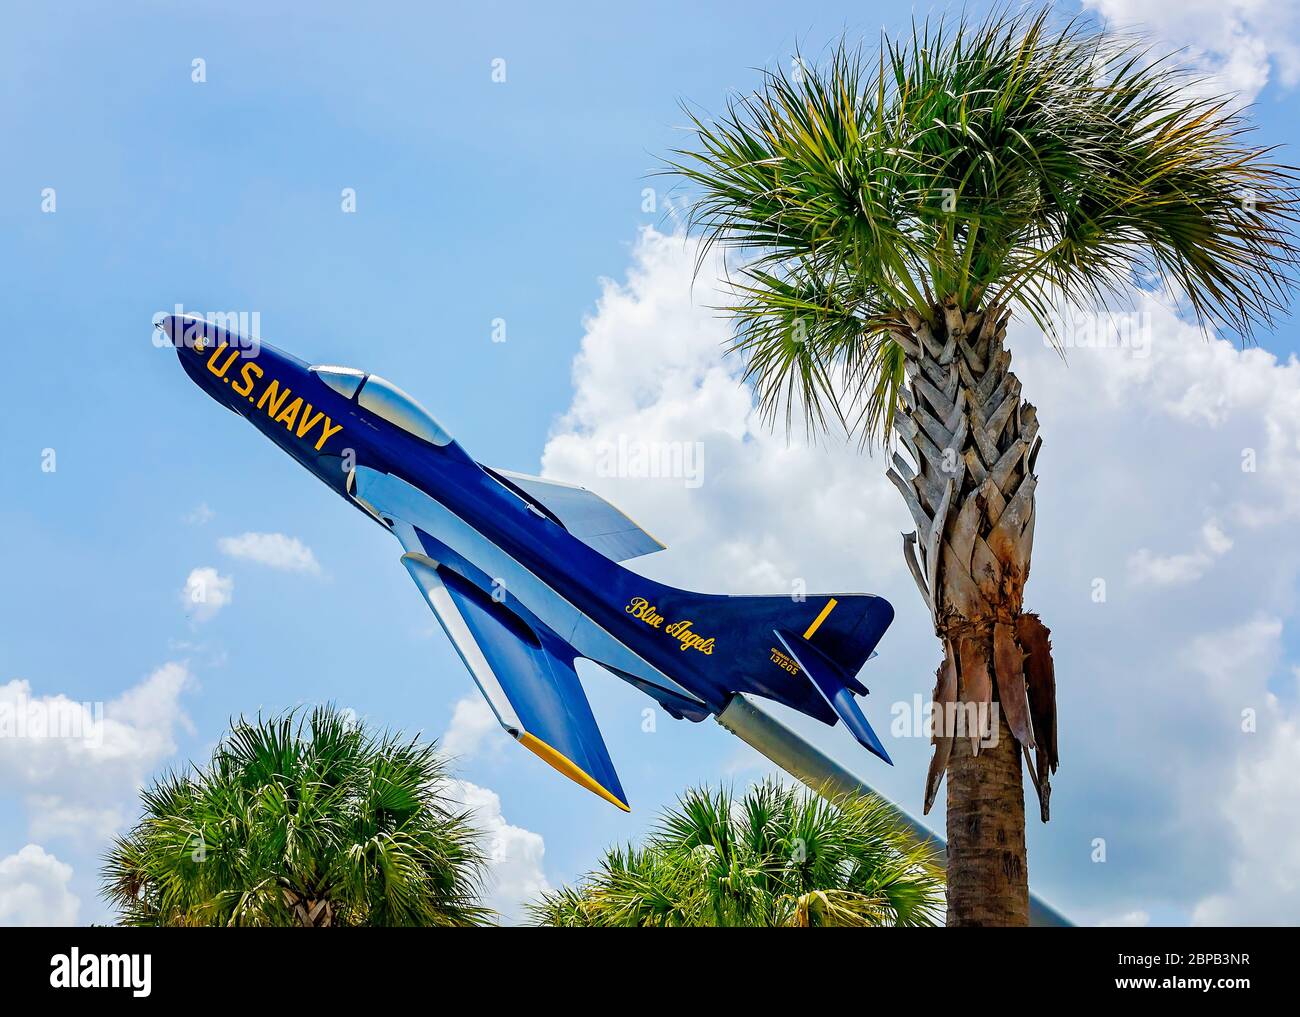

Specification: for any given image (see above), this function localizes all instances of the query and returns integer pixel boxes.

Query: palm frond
[100,703,491,927]
[530,779,944,927]
[666,4,1300,442]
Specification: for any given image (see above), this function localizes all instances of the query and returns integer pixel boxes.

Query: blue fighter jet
[162,314,897,811]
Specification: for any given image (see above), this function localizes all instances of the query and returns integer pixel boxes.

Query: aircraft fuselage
[167,316,737,712]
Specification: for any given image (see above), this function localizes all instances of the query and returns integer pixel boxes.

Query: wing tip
[517,731,630,812]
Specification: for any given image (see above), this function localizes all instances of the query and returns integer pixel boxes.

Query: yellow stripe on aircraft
[517,732,630,812]
[803,597,838,640]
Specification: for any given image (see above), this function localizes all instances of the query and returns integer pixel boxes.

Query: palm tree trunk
[885,298,1059,927]
[284,889,334,927]
[945,711,1027,925]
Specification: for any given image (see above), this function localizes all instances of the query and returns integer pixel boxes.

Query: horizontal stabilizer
[486,468,666,562]
[774,628,893,766]
[401,554,629,810]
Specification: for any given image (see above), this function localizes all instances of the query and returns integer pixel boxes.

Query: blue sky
[3,0,1300,926]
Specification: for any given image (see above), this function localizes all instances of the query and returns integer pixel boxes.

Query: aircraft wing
[484,467,665,562]
[400,552,630,812]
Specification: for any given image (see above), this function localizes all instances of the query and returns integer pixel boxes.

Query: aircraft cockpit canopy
[311,365,366,399]
[310,365,452,446]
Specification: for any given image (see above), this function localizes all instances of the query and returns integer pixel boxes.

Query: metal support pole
[715,693,1072,927]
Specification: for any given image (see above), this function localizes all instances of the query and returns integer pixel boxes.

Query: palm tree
[668,7,1299,924]
[102,704,492,926]
[529,781,944,926]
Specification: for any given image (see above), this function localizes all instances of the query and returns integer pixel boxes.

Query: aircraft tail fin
[773,628,893,764]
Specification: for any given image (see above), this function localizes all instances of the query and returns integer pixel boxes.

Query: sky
[1,0,1299,927]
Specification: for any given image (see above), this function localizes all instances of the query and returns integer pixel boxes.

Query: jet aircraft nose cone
[156,314,181,348]
[157,313,215,353]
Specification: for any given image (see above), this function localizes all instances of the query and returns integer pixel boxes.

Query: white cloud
[1128,547,1214,586]
[183,502,215,525]
[1192,704,1300,925]
[439,704,547,922]
[218,532,321,574]
[26,799,125,846]
[1182,615,1283,700]
[1128,518,1234,586]
[441,696,499,760]
[0,845,79,926]
[181,566,233,622]
[1084,0,1300,103]
[543,229,902,597]
[446,780,549,924]
[1100,909,1152,926]
[1201,520,1234,556]
[0,663,194,844]
[542,227,1300,925]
